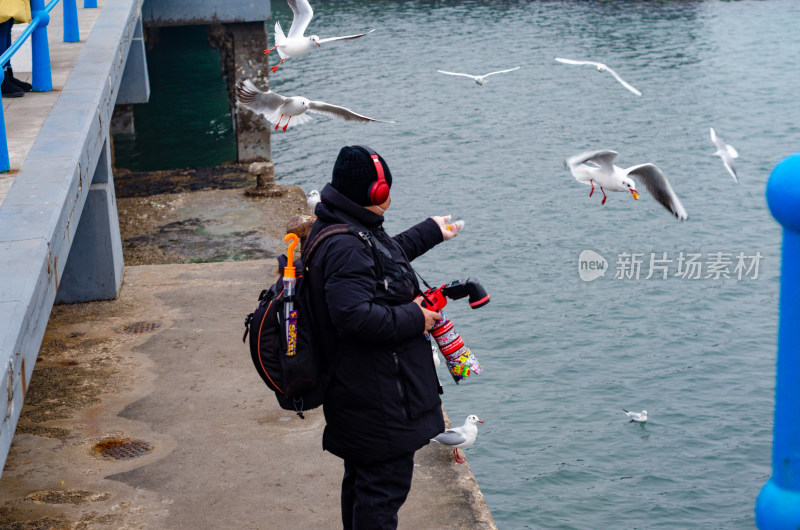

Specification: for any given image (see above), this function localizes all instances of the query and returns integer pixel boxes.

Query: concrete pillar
[209,22,274,166]
[55,136,124,303]
[232,22,273,165]
[112,15,150,136]
[116,15,150,106]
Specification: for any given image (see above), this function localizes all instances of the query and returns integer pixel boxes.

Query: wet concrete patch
[23,490,111,505]
[0,512,65,529]
[117,186,309,265]
[0,286,175,528]
[14,336,123,439]
[124,217,268,264]
[115,321,163,335]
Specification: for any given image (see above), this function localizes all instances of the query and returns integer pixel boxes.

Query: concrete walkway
[0,0,107,206]
[0,261,496,528]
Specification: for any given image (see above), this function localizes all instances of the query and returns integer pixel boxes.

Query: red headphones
[354,145,390,206]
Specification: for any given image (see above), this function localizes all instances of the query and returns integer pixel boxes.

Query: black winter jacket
[305,184,445,463]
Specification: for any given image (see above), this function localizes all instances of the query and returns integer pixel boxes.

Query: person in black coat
[305,145,464,529]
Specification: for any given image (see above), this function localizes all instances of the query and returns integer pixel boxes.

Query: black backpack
[243,223,380,418]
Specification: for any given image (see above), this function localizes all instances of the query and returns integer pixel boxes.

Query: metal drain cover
[116,321,162,334]
[93,438,154,460]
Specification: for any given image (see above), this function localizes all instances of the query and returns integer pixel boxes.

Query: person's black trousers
[341,452,415,529]
[0,19,12,70]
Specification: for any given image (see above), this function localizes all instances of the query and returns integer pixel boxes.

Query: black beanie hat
[331,146,393,206]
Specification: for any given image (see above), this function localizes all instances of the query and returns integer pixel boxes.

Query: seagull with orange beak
[566,149,688,221]
[431,415,483,464]
[265,0,375,73]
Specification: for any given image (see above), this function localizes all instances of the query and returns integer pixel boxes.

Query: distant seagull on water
[437,66,521,85]
[709,128,739,182]
[554,57,642,96]
[431,415,483,464]
[265,0,375,72]
[623,409,648,423]
[236,79,394,132]
[566,149,688,221]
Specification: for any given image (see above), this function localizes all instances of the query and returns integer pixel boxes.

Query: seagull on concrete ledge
[236,79,394,132]
[437,66,520,85]
[623,409,648,422]
[431,415,483,464]
[710,127,739,182]
[554,57,642,96]
[566,149,688,221]
[306,189,320,213]
[265,0,375,72]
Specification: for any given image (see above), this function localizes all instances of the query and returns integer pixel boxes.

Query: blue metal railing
[755,152,800,528]
[0,0,97,173]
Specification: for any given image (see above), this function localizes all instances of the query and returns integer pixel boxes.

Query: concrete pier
[0,261,496,528]
[0,0,497,526]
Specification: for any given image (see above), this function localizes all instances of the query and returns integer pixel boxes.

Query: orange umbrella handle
[284,233,299,278]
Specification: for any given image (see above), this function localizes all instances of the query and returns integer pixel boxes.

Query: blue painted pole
[30,0,52,92]
[0,69,9,173]
[62,0,79,42]
[756,152,800,528]
[84,0,96,7]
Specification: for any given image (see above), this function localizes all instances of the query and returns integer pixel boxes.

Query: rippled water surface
[124,1,800,527]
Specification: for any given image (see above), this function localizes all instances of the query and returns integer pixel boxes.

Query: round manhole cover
[116,321,162,334]
[93,438,154,460]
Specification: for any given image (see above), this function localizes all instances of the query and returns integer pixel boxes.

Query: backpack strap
[301,223,352,263]
[301,223,387,289]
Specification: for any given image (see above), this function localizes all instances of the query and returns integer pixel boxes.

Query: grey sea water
[122,1,800,527]
[268,1,798,528]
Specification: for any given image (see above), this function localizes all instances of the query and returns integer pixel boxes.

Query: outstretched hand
[413,297,443,332]
[432,215,465,241]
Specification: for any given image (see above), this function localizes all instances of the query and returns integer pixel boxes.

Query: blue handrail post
[63,0,79,42]
[84,0,97,7]
[0,69,9,173]
[30,0,52,92]
[756,152,800,528]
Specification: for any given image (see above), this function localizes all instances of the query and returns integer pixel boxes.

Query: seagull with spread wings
[554,57,642,96]
[437,66,521,85]
[566,150,688,221]
[710,127,739,182]
[265,0,375,72]
[236,80,394,132]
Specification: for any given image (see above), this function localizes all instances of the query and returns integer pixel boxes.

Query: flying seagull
[431,415,483,464]
[236,79,394,132]
[437,66,521,85]
[554,57,642,96]
[623,409,648,423]
[566,150,688,221]
[265,0,375,72]
[709,128,739,182]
